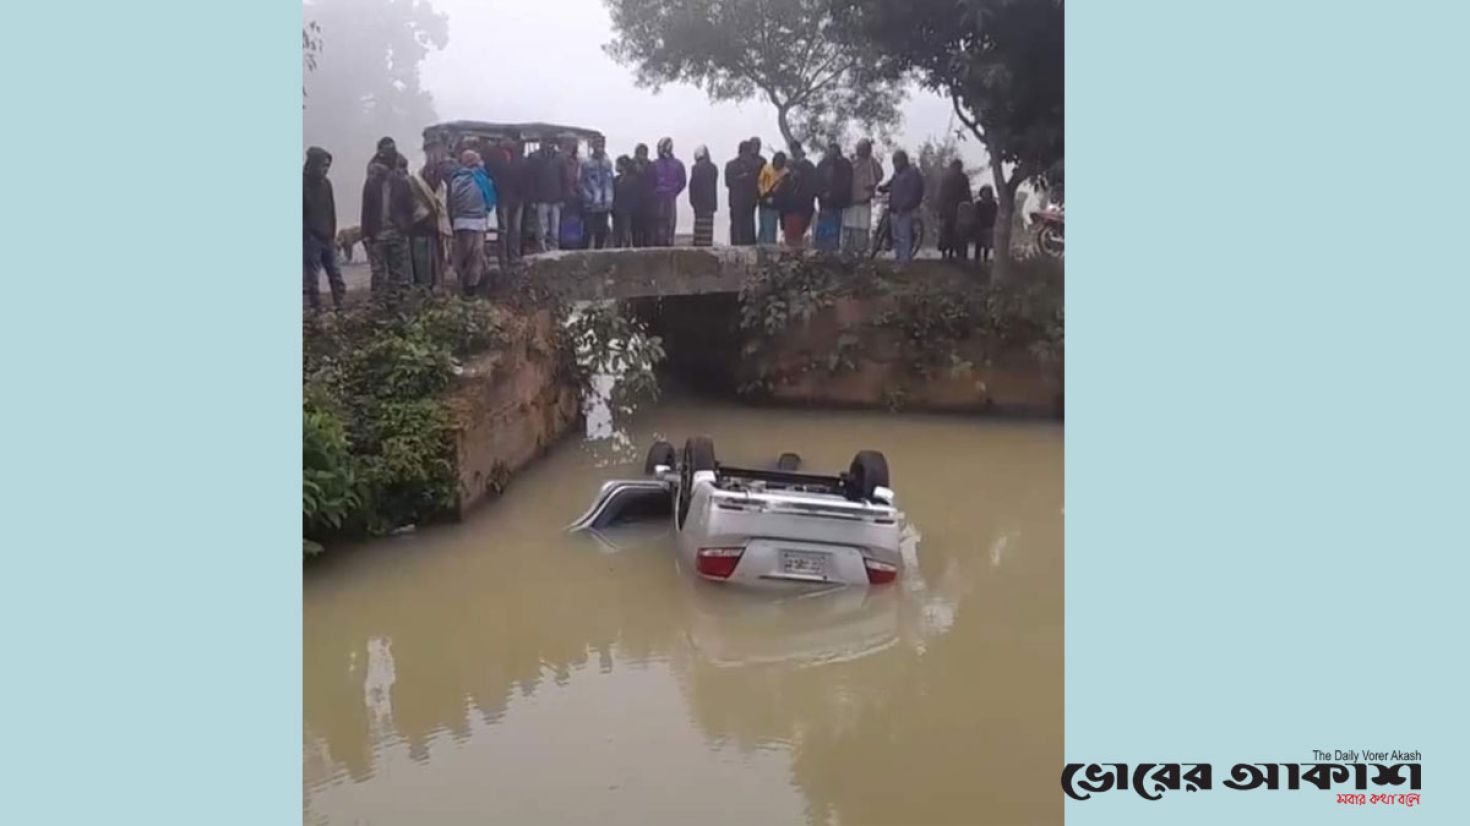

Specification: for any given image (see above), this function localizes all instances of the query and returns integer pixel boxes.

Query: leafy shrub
[567,302,666,418]
[303,403,360,543]
[302,293,507,555]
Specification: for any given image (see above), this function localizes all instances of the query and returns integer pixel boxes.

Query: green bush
[303,403,360,547]
[302,293,506,555]
[567,302,666,418]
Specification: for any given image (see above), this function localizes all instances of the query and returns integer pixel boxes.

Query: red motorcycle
[1030,206,1065,259]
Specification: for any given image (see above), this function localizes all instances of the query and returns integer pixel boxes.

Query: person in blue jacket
[448,149,497,294]
[579,136,616,250]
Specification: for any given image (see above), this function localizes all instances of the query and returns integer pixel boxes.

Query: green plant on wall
[566,302,667,419]
[736,253,1064,397]
[873,285,979,378]
[302,293,508,555]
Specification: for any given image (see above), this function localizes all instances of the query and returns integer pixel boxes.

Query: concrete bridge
[516,246,966,302]
[518,247,761,302]
[328,245,980,306]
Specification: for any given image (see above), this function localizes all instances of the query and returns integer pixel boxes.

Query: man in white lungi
[842,138,885,254]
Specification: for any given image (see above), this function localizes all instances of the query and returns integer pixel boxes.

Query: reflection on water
[304,400,1063,825]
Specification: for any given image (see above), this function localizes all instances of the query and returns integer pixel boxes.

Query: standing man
[757,147,782,245]
[448,150,496,295]
[878,149,924,265]
[303,147,345,314]
[844,138,884,254]
[561,138,584,249]
[758,152,789,247]
[782,143,818,249]
[629,144,653,247]
[369,136,400,172]
[689,145,718,247]
[612,155,639,248]
[937,159,973,261]
[529,142,564,252]
[407,156,450,289]
[361,160,414,295]
[653,138,687,247]
[487,137,526,267]
[747,136,769,242]
[814,142,852,253]
[580,136,616,250]
[724,141,757,245]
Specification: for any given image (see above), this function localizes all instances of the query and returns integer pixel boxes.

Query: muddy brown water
[304,400,1063,825]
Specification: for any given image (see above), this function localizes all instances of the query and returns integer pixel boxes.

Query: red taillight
[696,547,744,579]
[864,558,898,585]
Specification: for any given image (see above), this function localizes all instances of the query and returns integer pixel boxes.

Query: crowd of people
[304,131,989,314]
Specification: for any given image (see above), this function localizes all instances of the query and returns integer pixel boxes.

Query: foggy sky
[388,0,991,235]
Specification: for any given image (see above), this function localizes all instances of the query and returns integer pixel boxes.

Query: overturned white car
[571,437,902,587]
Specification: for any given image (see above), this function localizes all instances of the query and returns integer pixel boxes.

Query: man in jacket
[361,159,414,296]
[878,149,924,264]
[632,143,658,247]
[579,136,615,250]
[782,142,819,249]
[448,150,497,294]
[689,145,718,247]
[844,138,884,254]
[814,142,853,252]
[653,138,686,247]
[368,136,400,173]
[529,143,565,252]
[303,147,345,314]
[612,155,640,248]
[487,138,526,266]
[724,141,758,245]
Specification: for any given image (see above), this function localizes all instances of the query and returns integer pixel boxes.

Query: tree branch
[796,54,854,105]
[951,93,982,140]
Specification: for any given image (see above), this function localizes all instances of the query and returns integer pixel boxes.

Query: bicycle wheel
[869,213,891,259]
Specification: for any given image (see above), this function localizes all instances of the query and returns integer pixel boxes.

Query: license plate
[780,550,828,578]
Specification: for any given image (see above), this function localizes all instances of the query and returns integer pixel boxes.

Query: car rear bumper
[717,539,880,588]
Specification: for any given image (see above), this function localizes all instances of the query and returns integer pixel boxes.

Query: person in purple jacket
[652,137,687,246]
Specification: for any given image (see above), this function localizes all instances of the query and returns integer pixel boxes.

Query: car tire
[846,450,890,501]
[684,436,716,472]
[678,436,717,527]
[776,452,801,471]
[644,441,676,475]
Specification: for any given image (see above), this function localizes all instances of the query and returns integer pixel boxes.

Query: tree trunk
[776,105,796,152]
[990,154,1016,285]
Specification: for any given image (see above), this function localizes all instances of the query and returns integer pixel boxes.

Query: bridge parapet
[519,246,764,301]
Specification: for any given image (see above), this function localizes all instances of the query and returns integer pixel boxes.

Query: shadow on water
[305,381,1063,824]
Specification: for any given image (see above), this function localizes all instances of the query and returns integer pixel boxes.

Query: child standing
[974,185,999,264]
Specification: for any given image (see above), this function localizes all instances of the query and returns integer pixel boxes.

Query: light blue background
[0,1,300,823]
[0,1,1466,824]
[1069,1,1468,823]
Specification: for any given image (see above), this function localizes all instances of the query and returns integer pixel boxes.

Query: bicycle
[868,204,926,260]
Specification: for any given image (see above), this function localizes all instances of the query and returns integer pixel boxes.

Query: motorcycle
[1031,206,1064,259]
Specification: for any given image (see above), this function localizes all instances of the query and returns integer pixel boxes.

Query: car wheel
[644,441,676,475]
[678,436,717,527]
[846,450,890,501]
